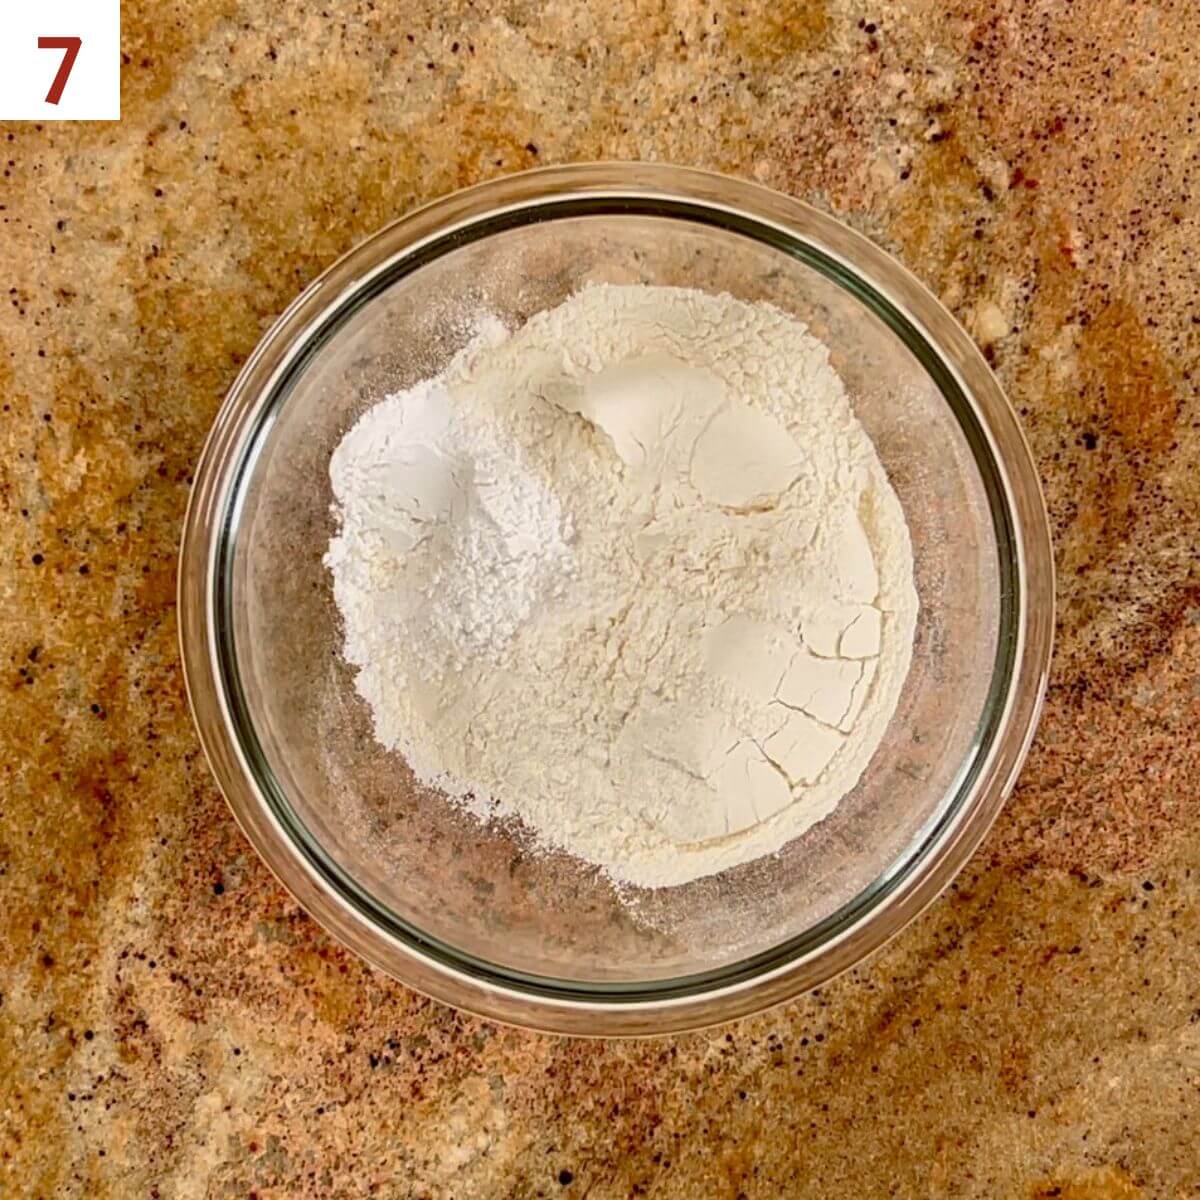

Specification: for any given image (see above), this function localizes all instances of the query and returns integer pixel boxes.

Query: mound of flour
[326,285,918,888]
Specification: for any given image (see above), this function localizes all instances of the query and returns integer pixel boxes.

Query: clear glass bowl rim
[178,163,1054,1035]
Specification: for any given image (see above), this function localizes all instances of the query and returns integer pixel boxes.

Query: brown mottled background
[3,1,1199,1196]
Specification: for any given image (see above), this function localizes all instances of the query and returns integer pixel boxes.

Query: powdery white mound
[326,285,918,888]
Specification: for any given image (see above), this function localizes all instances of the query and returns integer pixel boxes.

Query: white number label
[0,1,119,120]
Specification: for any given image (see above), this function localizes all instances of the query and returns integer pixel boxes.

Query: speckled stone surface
[3,1,1199,1196]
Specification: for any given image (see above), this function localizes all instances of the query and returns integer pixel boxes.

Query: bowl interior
[226,208,1004,988]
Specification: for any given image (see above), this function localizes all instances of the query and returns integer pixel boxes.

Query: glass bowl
[178,164,1053,1035]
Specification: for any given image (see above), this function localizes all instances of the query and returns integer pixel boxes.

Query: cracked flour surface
[326,285,918,888]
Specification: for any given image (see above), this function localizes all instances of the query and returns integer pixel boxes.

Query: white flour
[326,285,918,888]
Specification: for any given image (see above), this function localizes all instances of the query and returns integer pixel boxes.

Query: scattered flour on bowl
[325,285,918,888]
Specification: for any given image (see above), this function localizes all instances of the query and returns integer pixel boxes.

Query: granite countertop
[3,1,1198,1196]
